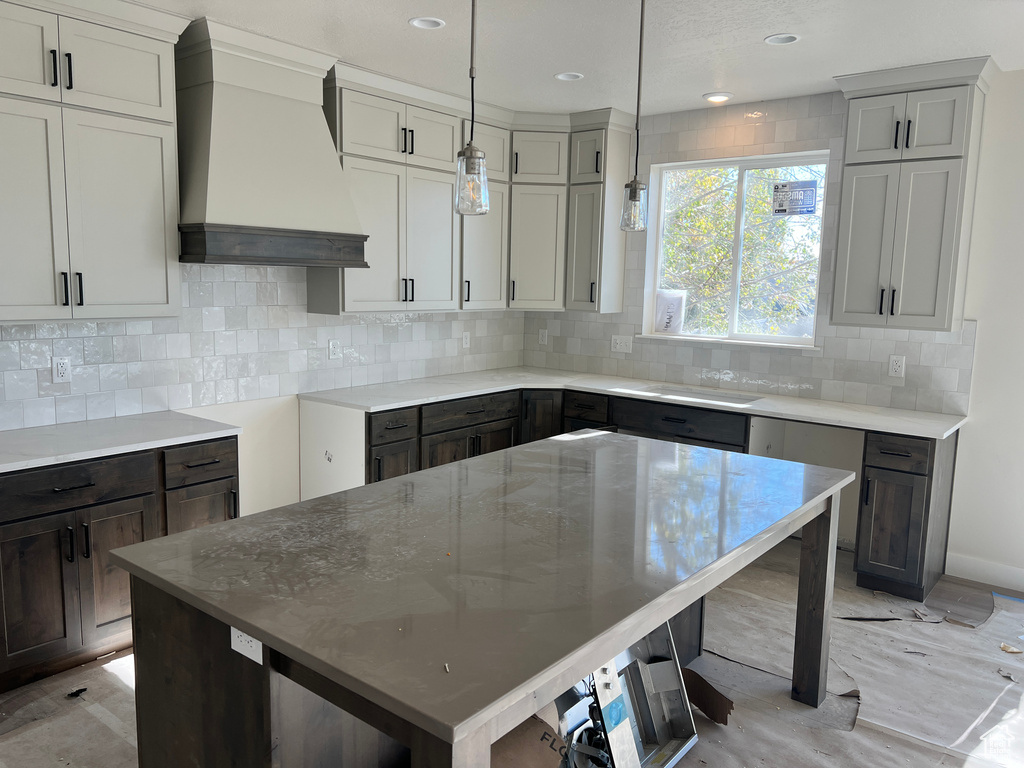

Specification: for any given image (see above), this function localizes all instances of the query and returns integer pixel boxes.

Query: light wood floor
[1,540,1021,767]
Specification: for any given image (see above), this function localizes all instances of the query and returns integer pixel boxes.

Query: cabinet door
[341,156,407,311]
[521,390,563,443]
[0,97,72,321]
[903,86,970,161]
[467,122,511,183]
[844,93,907,164]
[62,110,178,318]
[509,185,567,309]
[57,18,173,122]
[889,159,962,330]
[476,418,518,456]
[566,184,603,310]
[406,105,460,172]
[0,511,82,673]
[512,131,569,183]
[341,90,407,164]
[831,163,900,327]
[78,495,159,646]
[166,477,238,535]
[570,129,605,184]
[461,181,509,309]
[856,467,927,584]
[406,166,459,310]
[421,425,474,469]
[0,4,60,101]
[367,439,419,484]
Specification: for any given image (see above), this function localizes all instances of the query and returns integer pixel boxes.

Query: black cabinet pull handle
[893,120,900,150]
[662,416,688,425]
[905,119,912,149]
[65,52,73,90]
[184,458,220,469]
[401,278,408,302]
[465,408,486,415]
[230,489,239,518]
[61,271,70,306]
[879,288,885,315]
[514,151,519,175]
[574,403,595,411]
[409,278,415,302]
[890,289,896,316]
[477,434,482,454]
[401,127,407,154]
[879,449,913,458]
[53,481,95,493]
[82,522,91,559]
[76,272,84,306]
[590,281,596,303]
[511,280,516,301]
[864,478,870,506]
[375,456,383,482]
[465,280,471,303]
[409,129,414,156]
[595,150,601,174]
[50,50,58,87]
[385,422,408,430]
[66,526,75,563]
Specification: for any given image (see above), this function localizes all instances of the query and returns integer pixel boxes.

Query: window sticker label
[772,179,817,215]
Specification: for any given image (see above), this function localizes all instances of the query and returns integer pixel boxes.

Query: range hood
[175,19,368,269]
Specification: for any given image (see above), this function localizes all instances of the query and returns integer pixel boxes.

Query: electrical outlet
[888,354,906,378]
[230,626,263,665]
[611,335,633,354]
[328,339,342,360]
[52,357,71,383]
[539,329,548,345]
[462,331,471,349]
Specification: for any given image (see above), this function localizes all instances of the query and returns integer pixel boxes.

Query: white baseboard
[945,551,1024,593]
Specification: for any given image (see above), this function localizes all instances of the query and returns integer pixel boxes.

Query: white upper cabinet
[341,89,460,172]
[845,86,969,164]
[570,129,605,185]
[405,166,459,309]
[509,185,566,310]
[566,185,602,310]
[0,8,173,121]
[512,131,569,184]
[465,122,510,183]
[461,181,509,310]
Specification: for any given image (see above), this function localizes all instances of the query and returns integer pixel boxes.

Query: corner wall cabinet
[509,184,567,310]
[466,121,511,183]
[0,437,238,692]
[511,131,569,184]
[832,58,990,331]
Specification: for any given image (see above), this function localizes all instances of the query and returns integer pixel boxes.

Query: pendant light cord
[633,0,645,178]
[469,0,477,143]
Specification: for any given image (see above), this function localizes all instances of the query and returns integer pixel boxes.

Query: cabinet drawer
[563,391,609,423]
[163,438,238,490]
[612,398,748,447]
[369,408,419,445]
[864,433,931,475]
[0,452,157,523]
[421,392,519,435]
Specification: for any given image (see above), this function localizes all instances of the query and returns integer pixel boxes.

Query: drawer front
[163,438,238,490]
[864,433,932,475]
[0,452,157,523]
[368,408,419,445]
[421,392,519,435]
[612,397,748,447]
[563,391,610,423]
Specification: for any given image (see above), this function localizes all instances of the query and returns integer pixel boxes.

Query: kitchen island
[112,431,854,768]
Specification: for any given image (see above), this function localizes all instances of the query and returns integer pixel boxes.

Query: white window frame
[642,151,829,348]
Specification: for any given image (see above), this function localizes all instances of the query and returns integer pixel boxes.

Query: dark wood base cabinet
[0,436,238,692]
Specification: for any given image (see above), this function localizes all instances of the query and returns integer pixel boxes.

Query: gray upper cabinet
[570,129,605,184]
[512,131,569,184]
[845,86,970,165]
[464,121,510,183]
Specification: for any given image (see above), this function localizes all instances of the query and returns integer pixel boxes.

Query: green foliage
[658,162,825,339]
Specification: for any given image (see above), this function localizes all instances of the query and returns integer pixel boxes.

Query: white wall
[181,396,300,516]
[946,68,1024,590]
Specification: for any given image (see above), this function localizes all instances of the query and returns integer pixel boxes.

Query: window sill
[636,333,819,352]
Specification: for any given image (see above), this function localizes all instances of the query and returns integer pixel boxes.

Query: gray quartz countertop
[0,411,241,474]
[299,367,967,439]
[112,431,855,743]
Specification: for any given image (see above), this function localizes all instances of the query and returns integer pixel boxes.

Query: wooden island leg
[791,492,839,707]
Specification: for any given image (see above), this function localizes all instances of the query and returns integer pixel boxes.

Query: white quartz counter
[299,367,966,440]
[0,411,242,474]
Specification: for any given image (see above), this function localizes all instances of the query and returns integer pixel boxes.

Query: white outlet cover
[888,354,906,378]
[328,339,342,360]
[539,329,548,345]
[230,626,263,665]
[52,357,71,383]
[462,331,471,348]
[611,335,633,354]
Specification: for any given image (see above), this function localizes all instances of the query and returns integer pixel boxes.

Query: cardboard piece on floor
[491,715,566,768]
[681,668,734,725]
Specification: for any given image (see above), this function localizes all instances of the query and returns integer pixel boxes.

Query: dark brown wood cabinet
[166,477,238,535]
[520,389,563,443]
[368,439,419,483]
[610,396,749,451]
[421,417,519,469]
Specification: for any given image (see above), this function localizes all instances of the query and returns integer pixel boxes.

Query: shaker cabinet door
[566,184,603,310]
[856,467,928,584]
[512,131,569,183]
[166,477,239,535]
[341,90,408,164]
[467,122,511,183]
[509,185,567,309]
[405,105,460,172]
[845,93,907,164]
[570,129,605,184]
[0,4,60,101]
[461,181,509,310]
[902,86,970,161]
[405,166,459,310]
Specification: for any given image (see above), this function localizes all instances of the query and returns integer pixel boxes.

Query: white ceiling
[146,0,1024,115]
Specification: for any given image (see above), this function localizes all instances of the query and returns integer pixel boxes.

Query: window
[644,153,828,346]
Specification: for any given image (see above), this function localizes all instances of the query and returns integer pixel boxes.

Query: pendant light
[620,0,648,231]
[455,0,489,215]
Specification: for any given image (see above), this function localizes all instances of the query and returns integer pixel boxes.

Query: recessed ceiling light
[703,92,734,104]
[764,32,799,45]
[409,17,445,30]
[555,72,584,81]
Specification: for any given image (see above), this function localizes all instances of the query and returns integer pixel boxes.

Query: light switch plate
[230,627,263,664]
[611,335,633,354]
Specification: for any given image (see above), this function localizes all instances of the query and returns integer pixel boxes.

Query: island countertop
[112,430,855,745]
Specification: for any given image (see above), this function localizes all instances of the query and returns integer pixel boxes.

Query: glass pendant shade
[620,178,648,231]
[455,142,489,215]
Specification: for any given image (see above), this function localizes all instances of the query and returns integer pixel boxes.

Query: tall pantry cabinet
[0,2,184,321]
